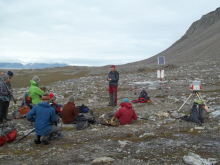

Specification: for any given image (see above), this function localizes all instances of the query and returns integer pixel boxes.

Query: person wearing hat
[0,74,11,124]
[114,98,137,125]
[6,71,13,90]
[1,71,14,121]
[107,65,119,106]
[62,95,79,124]
[49,93,62,118]
[21,93,33,109]
[29,76,45,106]
[27,94,61,145]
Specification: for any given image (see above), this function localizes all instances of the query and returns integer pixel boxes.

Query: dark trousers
[0,100,9,123]
[109,85,117,106]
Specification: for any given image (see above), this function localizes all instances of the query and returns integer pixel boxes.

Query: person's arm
[36,87,45,96]
[50,108,57,123]
[133,110,138,120]
[107,72,110,81]
[114,108,122,118]
[74,107,79,116]
[6,81,11,90]
[0,84,9,96]
[27,106,36,122]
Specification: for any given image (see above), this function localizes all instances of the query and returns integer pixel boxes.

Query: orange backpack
[17,105,30,119]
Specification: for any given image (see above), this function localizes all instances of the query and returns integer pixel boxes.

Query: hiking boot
[42,136,50,145]
[4,117,12,121]
[34,140,41,144]
[34,135,41,144]
[107,102,113,106]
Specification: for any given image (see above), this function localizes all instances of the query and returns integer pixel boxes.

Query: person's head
[25,93,31,101]
[2,74,10,83]
[69,95,75,103]
[41,94,50,103]
[7,71,13,79]
[25,93,31,98]
[32,76,40,84]
[111,65,115,72]
[123,98,129,103]
[1,72,4,76]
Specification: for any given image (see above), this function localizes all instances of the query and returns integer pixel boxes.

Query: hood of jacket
[120,102,132,109]
[37,102,51,108]
[30,80,39,87]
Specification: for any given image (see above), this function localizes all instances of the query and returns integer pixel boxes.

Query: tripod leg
[196,93,209,112]
[177,93,193,112]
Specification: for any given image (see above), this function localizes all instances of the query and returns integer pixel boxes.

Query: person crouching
[27,94,61,145]
[114,98,138,125]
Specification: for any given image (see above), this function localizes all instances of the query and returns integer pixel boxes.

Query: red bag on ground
[4,130,17,142]
[0,124,17,147]
[0,136,5,146]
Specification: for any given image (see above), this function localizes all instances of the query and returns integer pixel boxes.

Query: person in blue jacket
[27,94,60,145]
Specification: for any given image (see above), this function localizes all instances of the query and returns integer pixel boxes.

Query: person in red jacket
[114,98,138,125]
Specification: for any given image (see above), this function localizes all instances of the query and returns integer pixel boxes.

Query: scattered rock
[183,152,218,165]
[91,157,114,164]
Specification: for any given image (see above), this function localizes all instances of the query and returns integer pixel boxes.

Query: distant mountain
[131,7,220,67]
[89,7,220,75]
[0,63,67,69]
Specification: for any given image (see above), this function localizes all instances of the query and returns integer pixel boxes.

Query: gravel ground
[1,59,220,165]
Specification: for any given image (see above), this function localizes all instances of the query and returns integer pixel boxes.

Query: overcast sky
[0,1,219,66]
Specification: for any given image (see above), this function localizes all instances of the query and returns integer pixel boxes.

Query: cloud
[0,0,220,66]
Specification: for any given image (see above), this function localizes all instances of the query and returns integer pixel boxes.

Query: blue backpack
[77,104,89,113]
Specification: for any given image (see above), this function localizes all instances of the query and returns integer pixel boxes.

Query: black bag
[139,90,150,101]
[182,102,202,125]
[77,104,89,113]
[74,115,88,130]
[198,104,206,123]
[74,110,96,130]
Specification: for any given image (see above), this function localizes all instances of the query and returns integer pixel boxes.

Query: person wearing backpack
[179,102,202,126]
[27,94,60,145]
[107,65,119,107]
[62,95,79,124]
[29,76,45,106]
[0,74,12,124]
[114,98,138,125]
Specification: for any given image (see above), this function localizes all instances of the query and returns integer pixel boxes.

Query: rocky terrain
[1,7,220,165]
[0,58,220,165]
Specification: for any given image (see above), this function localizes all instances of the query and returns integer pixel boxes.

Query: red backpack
[0,124,17,146]
[132,90,151,103]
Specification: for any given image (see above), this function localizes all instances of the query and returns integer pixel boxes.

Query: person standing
[29,76,45,106]
[0,71,14,121]
[0,74,11,124]
[107,65,119,106]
